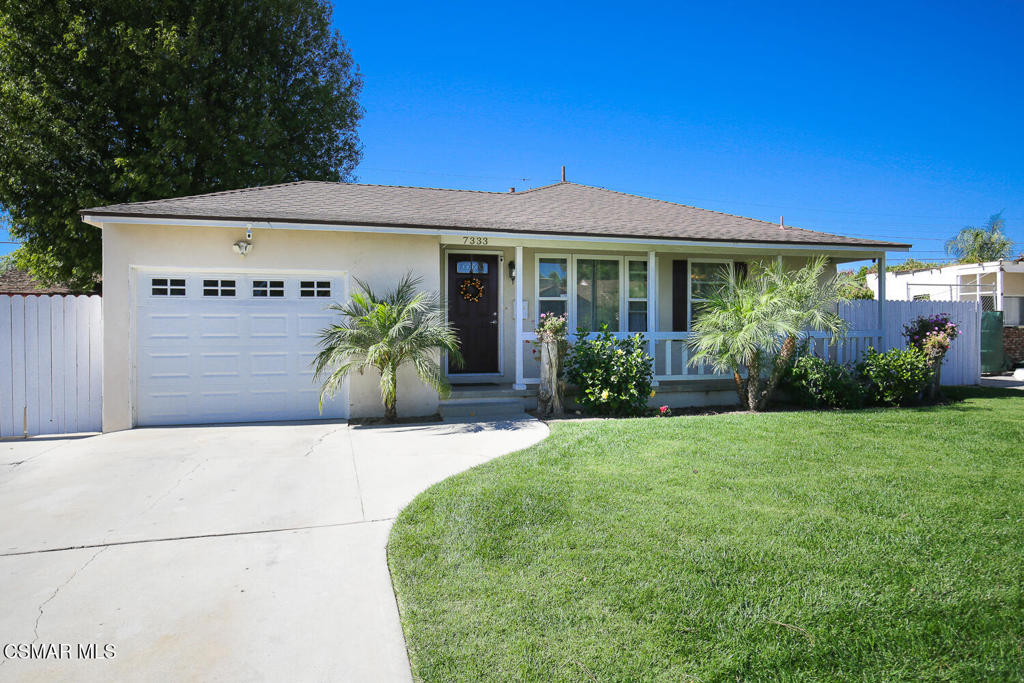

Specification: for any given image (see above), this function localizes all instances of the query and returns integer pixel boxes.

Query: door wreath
[458,277,485,302]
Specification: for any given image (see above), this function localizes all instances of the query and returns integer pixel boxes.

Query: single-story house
[81,180,908,431]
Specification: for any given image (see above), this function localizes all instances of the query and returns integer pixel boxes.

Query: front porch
[440,236,889,407]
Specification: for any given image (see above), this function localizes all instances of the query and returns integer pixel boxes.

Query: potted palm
[314,273,462,422]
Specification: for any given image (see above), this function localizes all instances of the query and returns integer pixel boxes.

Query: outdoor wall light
[508,260,516,281]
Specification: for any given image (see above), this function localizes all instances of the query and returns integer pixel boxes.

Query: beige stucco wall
[101,223,442,431]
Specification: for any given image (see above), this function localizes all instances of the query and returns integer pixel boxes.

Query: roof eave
[79,211,910,251]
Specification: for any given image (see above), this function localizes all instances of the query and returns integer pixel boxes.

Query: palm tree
[945,211,1013,263]
[686,257,849,411]
[313,273,462,422]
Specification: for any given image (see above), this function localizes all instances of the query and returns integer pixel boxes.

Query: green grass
[388,388,1024,681]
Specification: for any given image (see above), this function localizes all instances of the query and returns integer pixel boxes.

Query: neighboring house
[867,258,1024,366]
[0,267,76,295]
[81,180,908,431]
[866,260,1024,323]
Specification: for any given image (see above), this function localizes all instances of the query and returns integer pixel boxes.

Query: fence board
[9,297,26,437]
[50,297,66,435]
[0,299,13,437]
[0,294,102,437]
[24,296,41,435]
[36,296,54,435]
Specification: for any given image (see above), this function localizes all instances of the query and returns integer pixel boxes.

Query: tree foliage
[687,257,850,411]
[0,0,363,289]
[945,211,1013,264]
[313,274,462,422]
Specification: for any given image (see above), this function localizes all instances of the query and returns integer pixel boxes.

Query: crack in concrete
[1,440,73,471]
[346,427,367,521]
[143,460,204,514]
[301,424,347,458]
[0,518,397,558]
[32,546,108,643]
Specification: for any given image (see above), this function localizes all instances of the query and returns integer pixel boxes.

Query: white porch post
[513,244,526,390]
[997,265,1005,312]
[877,252,886,349]
[647,250,658,386]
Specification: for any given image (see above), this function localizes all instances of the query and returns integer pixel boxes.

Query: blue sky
[4,0,1022,269]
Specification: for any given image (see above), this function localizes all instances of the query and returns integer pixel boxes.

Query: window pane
[577,259,619,331]
[538,258,567,298]
[539,300,566,318]
[690,263,729,300]
[628,261,647,299]
[628,300,647,332]
[691,281,725,300]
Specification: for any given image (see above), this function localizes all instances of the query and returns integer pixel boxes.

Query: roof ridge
[301,180,509,195]
[554,181,864,241]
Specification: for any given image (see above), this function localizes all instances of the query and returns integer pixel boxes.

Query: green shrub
[787,356,865,409]
[858,346,934,406]
[565,327,653,417]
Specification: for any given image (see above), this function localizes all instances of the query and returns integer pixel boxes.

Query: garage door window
[300,281,331,297]
[203,279,236,297]
[151,278,186,296]
[253,280,285,297]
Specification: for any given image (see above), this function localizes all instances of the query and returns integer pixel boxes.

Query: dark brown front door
[448,254,499,374]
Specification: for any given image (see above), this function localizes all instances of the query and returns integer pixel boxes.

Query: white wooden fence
[839,299,981,385]
[1,295,102,437]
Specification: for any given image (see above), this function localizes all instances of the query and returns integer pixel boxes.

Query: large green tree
[0,0,363,289]
[945,211,1014,263]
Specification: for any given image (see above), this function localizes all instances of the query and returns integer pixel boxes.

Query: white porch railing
[515,329,884,386]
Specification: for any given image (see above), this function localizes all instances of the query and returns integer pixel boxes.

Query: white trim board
[83,215,904,255]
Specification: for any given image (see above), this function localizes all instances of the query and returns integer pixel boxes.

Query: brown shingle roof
[0,267,75,295]
[81,181,909,249]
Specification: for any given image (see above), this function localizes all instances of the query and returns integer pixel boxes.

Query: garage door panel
[135,271,348,426]
[199,314,241,339]
[145,313,190,340]
[298,313,331,337]
[200,352,241,378]
[250,314,289,338]
[250,352,289,376]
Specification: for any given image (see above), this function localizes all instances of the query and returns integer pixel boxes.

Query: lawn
[388,388,1024,681]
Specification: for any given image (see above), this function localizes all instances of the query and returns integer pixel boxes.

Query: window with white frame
[576,258,620,331]
[252,280,285,297]
[1005,296,1024,326]
[151,277,186,296]
[203,279,236,297]
[627,260,648,332]
[689,261,731,327]
[300,280,331,298]
[537,257,568,319]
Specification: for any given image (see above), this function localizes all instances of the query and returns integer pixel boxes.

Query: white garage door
[135,270,348,426]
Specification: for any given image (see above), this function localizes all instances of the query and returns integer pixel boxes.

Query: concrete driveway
[0,417,548,681]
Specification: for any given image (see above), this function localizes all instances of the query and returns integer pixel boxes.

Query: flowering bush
[565,326,653,417]
[903,314,960,362]
[658,405,672,417]
[535,312,568,344]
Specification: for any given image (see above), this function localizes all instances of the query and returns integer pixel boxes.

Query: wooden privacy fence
[838,299,981,386]
[1,295,102,437]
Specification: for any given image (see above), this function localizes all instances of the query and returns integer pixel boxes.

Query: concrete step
[447,385,534,400]
[439,397,527,419]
